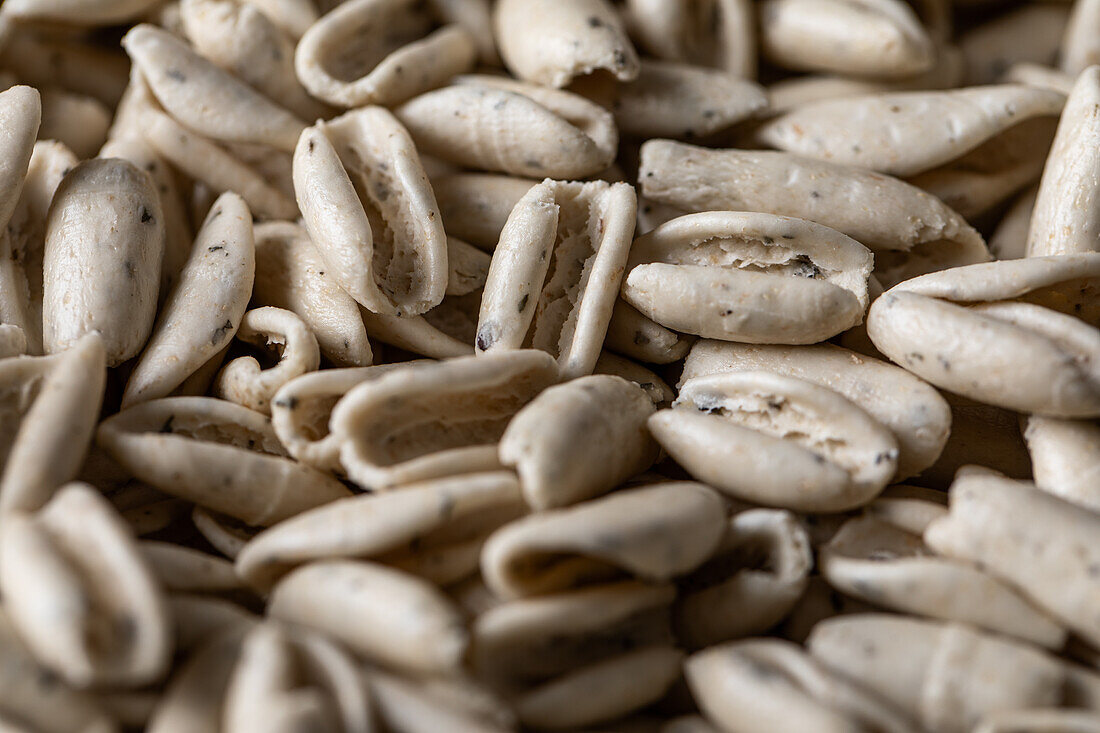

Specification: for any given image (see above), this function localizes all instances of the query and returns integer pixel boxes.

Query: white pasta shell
[97,397,351,526]
[180,0,330,122]
[0,607,118,733]
[42,158,165,366]
[235,470,522,591]
[294,0,477,108]
[214,307,320,415]
[623,0,755,77]
[1028,66,1100,256]
[253,221,372,367]
[477,179,636,378]
[760,0,934,79]
[269,363,413,472]
[499,375,658,509]
[820,514,1066,648]
[513,646,683,730]
[140,105,298,220]
[293,107,448,317]
[680,340,951,480]
[1024,416,1100,513]
[99,135,194,301]
[122,24,305,152]
[685,638,920,733]
[807,614,1065,733]
[432,173,536,251]
[480,481,725,599]
[652,371,898,511]
[622,211,872,344]
[267,559,468,674]
[0,334,105,514]
[493,0,639,88]
[756,84,1065,177]
[123,192,254,407]
[471,581,675,682]
[924,472,1100,649]
[676,509,812,649]
[0,483,172,688]
[395,82,617,179]
[637,140,990,289]
[868,256,1100,417]
[330,350,558,490]
[0,140,77,356]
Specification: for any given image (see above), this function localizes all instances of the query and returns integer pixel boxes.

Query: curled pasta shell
[253,221,372,367]
[0,140,76,357]
[756,84,1065,177]
[680,340,951,480]
[330,350,558,489]
[97,397,351,526]
[868,255,1100,417]
[140,105,298,220]
[925,472,1100,650]
[235,470,523,591]
[622,211,872,344]
[477,179,636,378]
[807,614,1065,733]
[214,307,320,414]
[293,107,448,317]
[122,23,305,152]
[268,559,469,674]
[0,606,118,733]
[42,158,165,366]
[0,483,173,688]
[820,514,1066,648]
[686,638,920,733]
[759,0,934,79]
[498,374,658,509]
[1028,66,1100,257]
[676,509,813,648]
[480,481,725,598]
[652,371,899,511]
[637,140,991,290]
[395,81,617,179]
[493,0,639,88]
[471,581,675,682]
[295,0,477,108]
[123,192,254,407]
[0,334,106,514]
